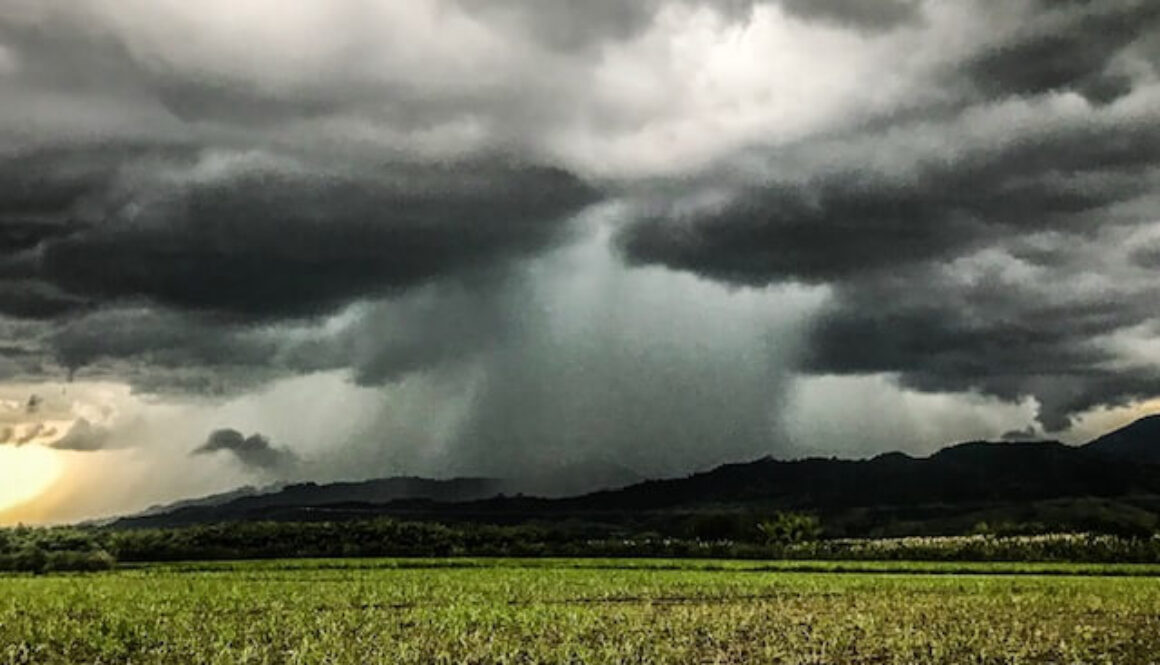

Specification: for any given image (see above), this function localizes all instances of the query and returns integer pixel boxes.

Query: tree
[757,512,822,545]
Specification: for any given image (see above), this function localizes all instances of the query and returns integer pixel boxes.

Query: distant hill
[113,417,1160,535]
[115,460,643,528]
[118,477,504,528]
[562,440,1157,509]
[134,485,279,518]
[1084,414,1160,464]
[509,459,644,498]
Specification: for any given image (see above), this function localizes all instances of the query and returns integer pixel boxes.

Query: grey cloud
[300,223,822,480]
[619,175,983,284]
[1130,242,1160,268]
[614,67,1160,431]
[1002,426,1041,442]
[1,6,602,325]
[619,109,1160,284]
[50,417,110,451]
[2,0,1160,490]
[49,307,278,376]
[801,249,1160,431]
[459,0,916,54]
[193,429,299,474]
[960,0,1159,103]
[454,0,760,52]
[0,281,89,320]
[0,145,596,320]
[778,0,922,32]
[0,143,144,251]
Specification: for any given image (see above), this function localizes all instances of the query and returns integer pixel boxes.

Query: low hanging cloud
[49,417,112,451]
[192,429,299,475]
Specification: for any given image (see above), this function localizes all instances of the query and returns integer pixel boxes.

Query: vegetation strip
[3,558,1160,664]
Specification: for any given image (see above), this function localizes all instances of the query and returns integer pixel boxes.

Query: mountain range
[113,415,1160,536]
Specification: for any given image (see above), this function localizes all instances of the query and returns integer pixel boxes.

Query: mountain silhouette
[114,416,1160,535]
[1083,414,1160,464]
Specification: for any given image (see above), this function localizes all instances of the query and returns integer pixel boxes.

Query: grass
[3,558,1160,664]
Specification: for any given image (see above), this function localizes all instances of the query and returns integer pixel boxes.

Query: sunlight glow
[0,446,64,513]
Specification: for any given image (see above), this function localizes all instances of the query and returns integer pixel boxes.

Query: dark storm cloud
[619,109,1160,284]
[778,0,922,32]
[462,0,919,52]
[0,281,88,319]
[1001,426,1040,442]
[47,307,282,379]
[42,160,593,318]
[960,0,1159,103]
[193,429,298,473]
[615,11,1160,432]
[40,285,502,393]
[455,0,759,52]
[0,145,595,320]
[0,4,601,321]
[1,0,1159,483]
[0,144,153,251]
[1130,242,1160,268]
[340,282,516,386]
[0,143,182,321]
[801,251,1160,431]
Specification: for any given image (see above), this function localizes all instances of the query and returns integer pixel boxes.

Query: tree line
[4,514,1160,574]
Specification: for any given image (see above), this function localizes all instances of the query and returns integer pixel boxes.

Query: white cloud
[783,374,1040,457]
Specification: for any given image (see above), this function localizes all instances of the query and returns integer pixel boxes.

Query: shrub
[758,512,823,545]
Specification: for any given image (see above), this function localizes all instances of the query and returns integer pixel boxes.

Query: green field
[3,559,1160,664]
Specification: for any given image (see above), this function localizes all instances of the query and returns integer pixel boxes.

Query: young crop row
[2,560,1160,664]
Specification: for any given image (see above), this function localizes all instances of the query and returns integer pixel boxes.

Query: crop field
[3,559,1160,664]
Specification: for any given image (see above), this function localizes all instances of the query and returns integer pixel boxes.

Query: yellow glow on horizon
[0,446,64,514]
[1070,398,1160,441]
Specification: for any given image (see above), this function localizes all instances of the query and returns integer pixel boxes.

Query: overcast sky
[2,0,1159,523]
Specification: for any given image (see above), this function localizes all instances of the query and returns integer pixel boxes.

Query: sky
[1,0,1159,523]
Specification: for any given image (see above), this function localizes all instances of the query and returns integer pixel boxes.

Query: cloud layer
[1,0,1159,520]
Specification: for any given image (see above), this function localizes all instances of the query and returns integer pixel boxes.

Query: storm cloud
[612,0,1160,431]
[2,0,1160,521]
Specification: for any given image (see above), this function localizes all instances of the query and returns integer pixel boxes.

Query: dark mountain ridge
[113,415,1160,533]
[1084,414,1160,464]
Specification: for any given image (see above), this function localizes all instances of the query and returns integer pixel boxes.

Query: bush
[758,512,823,545]
[0,528,118,573]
